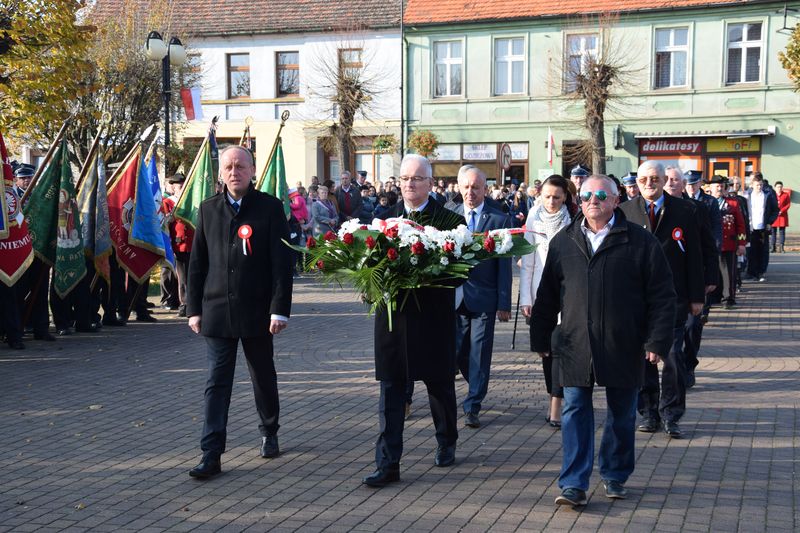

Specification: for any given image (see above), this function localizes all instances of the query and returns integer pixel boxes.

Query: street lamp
[145,30,187,173]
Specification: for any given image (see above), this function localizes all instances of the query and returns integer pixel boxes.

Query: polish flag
[547,127,555,167]
[180,87,203,121]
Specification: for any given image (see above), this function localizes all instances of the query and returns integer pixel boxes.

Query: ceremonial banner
[106,146,162,282]
[129,147,168,262]
[52,143,87,298]
[0,131,34,286]
[258,138,290,218]
[142,150,175,268]
[24,140,63,265]
[174,130,216,229]
[76,153,112,283]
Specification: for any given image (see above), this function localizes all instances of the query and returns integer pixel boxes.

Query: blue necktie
[468,210,476,232]
[232,201,240,213]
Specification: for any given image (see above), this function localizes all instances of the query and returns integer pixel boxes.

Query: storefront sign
[509,143,529,160]
[434,144,461,161]
[640,138,703,155]
[463,144,497,160]
[707,137,760,153]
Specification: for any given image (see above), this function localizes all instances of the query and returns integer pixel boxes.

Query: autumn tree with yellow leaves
[779,23,800,91]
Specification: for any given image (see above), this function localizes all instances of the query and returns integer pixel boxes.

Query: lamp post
[145,31,187,173]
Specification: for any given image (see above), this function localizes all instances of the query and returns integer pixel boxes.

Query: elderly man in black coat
[186,145,293,479]
[362,154,464,488]
[621,161,705,439]
[532,175,676,507]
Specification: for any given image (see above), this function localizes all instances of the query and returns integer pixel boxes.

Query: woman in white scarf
[519,175,572,428]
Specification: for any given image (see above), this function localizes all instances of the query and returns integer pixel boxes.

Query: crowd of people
[1,150,793,508]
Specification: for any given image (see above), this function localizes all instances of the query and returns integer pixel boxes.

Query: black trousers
[174,251,190,311]
[375,379,458,470]
[639,319,687,424]
[747,229,769,278]
[683,312,703,372]
[719,251,738,303]
[201,336,279,458]
[159,265,178,307]
[16,258,50,335]
[0,283,22,343]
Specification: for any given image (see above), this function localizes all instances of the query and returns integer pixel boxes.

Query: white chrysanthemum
[440,257,449,266]
[338,219,365,239]
[410,256,419,265]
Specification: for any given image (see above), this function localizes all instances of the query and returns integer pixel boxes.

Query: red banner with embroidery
[0,131,34,286]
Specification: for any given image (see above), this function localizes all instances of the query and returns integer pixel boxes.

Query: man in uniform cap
[621,172,638,200]
[13,164,35,198]
[708,175,746,309]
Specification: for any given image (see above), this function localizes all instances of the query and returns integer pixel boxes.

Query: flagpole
[75,126,106,193]
[20,118,71,205]
[173,116,218,209]
[105,125,157,188]
[256,110,290,190]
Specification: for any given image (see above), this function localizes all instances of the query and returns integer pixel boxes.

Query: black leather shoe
[465,412,480,428]
[434,445,456,467]
[362,467,400,487]
[260,434,280,458]
[135,314,158,323]
[102,317,126,327]
[664,421,683,438]
[189,456,221,479]
[7,340,25,350]
[75,324,97,333]
[638,418,660,433]
[34,332,56,341]
[57,327,73,336]
[685,368,696,389]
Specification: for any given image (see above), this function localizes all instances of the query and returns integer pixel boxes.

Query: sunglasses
[580,190,608,202]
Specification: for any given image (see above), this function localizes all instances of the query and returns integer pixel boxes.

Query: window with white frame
[433,40,463,97]
[726,22,762,84]
[565,33,598,93]
[494,37,525,95]
[654,27,688,88]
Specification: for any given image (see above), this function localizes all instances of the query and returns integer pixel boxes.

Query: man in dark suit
[621,161,705,439]
[363,154,462,488]
[335,171,362,224]
[451,165,512,429]
[187,145,293,479]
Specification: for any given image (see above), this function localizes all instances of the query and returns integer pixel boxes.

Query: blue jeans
[559,386,638,491]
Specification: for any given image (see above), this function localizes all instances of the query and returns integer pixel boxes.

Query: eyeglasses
[399,175,429,183]
[580,190,608,202]
[636,175,661,184]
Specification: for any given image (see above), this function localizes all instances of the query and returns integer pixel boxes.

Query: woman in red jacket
[771,181,791,253]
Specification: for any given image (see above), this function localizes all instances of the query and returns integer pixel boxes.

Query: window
[339,48,362,78]
[494,37,525,95]
[565,33,598,93]
[276,51,299,97]
[433,40,463,97]
[726,22,762,84]
[227,53,250,99]
[654,28,688,88]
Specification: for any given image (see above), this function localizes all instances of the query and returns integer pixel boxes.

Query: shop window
[494,37,525,95]
[227,53,250,99]
[276,51,300,97]
[565,33,598,93]
[726,22,762,84]
[654,27,688,89]
[433,40,463,97]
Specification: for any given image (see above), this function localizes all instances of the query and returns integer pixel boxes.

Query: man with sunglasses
[532,175,675,507]
[621,161,704,439]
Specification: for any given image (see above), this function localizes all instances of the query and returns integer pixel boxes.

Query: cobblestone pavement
[1,254,798,532]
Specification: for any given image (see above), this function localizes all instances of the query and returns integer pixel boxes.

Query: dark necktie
[344,190,351,214]
[232,201,240,213]
[648,202,657,229]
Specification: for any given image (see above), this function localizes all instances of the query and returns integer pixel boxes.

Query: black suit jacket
[684,194,720,287]
[621,194,705,315]
[373,200,464,381]
[187,187,293,338]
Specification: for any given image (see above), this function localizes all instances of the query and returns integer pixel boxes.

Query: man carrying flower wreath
[362,154,465,488]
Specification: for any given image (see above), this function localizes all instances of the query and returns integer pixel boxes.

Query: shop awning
[634,128,774,139]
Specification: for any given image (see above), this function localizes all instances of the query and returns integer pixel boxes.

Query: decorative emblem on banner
[122,197,134,231]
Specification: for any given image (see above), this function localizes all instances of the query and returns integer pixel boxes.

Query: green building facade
[404,1,800,227]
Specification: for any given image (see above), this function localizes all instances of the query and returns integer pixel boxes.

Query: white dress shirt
[581,214,616,253]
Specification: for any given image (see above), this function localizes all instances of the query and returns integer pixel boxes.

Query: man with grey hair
[451,165,512,429]
[532,174,675,506]
[362,154,463,487]
[336,170,362,224]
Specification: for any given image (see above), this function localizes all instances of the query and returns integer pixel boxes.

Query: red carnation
[387,248,398,261]
[483,237,496,253]
[323,231,337,241]
[316,260,325,270]
[360,225,368,230]
[365,236,376,249]
[343,233,354,245]
[306,236,317,249]
[411,241,425,255]
[386,226,399,239]
[443,241,455,253]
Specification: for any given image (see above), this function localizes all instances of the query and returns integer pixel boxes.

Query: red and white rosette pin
[238,224,253,256]
[672,227,685,253]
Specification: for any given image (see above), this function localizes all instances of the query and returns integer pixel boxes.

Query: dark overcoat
[530,209,676,388]
[621,193,705,314]
[187,186,293,338]
[373,200,464,381]
[684,194,721,287]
